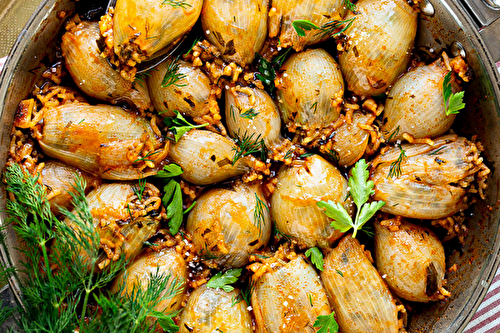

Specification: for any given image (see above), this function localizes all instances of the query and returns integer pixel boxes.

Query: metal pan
[0,0,499,331]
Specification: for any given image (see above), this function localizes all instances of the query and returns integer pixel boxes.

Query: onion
[61,21,152,112]
[201,0,268,66]
[225,85,282,148]
[41,160,99,214]
[268,0,345,51]
[271,155,350,248]
[370,135,487,219]
[382,58,459,141]
[374,219,448,302]
[111,248,187,315]
[179,284,252,332]
[276,48,344,140]
[38,103,167,180]
[251,256,331,333]
[186,182,271,268]
[168,129,254,185]
[339,0,417,96]
[113,0,203,64]
[321,236,399,333]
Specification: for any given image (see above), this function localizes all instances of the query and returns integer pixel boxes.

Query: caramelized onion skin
[179,284,253,333]
[186,182,271,268]
[321,236,399,333]
[271,155,350,248]
[370,135,483,219]
[339,0,417,96]
[61,21,152,111]
[382,59,457,141]
[374,219,447,302]
[251,256,331,333]
[201,0,268,66]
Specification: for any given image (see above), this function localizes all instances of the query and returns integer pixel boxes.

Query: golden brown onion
[268,0,345,51]
[251,256,331,333]
[41,160,99,214]
[179,284,252,333]
[329,111,375,167]
[271,155,350,248]
[187,182,271,268]
[111,249,187,315]
[370,135,489,219]
[61,21,152,112]
[201,0,268,66]
[225,85,282,148]
[113,0,203,64]
[276,48,344,140]
[374,219,448,302]
[38,103,167,180]
[168,129,254,185]
[382,59,459,141]
[321,236,399,333]
[339,0,417,96]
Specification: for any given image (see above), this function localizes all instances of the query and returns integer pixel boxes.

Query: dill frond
[386,125,400,142]
[254,193,269,236]
[161,0,192,9]
[316,17,356,39]
[161,56,187,88]
[388,145,407,179]
[239,108,259,120]
[132,177,147,202]
[231,130,267,165]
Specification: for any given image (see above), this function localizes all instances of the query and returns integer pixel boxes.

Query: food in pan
[1,0,491,332]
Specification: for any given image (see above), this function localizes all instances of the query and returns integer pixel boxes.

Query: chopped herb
[308,294,314,307]
[133,150,159,163]
[387,125,400,142]
[343,0,357,12]
[311,101,318,114]
[305,247,324,271]
[335,269,344,277]
[133,176,147,201]
[255,54,276,94]
[241,280,255,305]
[134,68,157,90]
[428,145,447,156]
[183,201,197,215]
[162,179,184,235]
[161,0,192,9]
[250,253,270,259]
[443,71,465,116]
[78,119,85,124]
[230,105,237,122]
[314,312,339,333]
[325,149,339,163]
[254,193,269,235]
[274,224,292,241]
[206,268,242,292]
[231,130,267,165]
[274,47,293,67]
[161,55,187,88]
[239,108,259,119]
[164,110,208,142]
[387,145,406,179]
[184,37,201,56]
[284,150,294,160]
[156,163,184,178]
[317,159,385,238]
[292,19,320,37]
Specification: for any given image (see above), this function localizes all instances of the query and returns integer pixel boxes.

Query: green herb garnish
[292,19,320,37]
[292,18,356,39]
[317,159,385,238]
[164,110,208,142]
[335,269,344,277]
[387,144,406,179]
[254,193,269,235]
[314,312,339,333]
[161,55,187,88]
[239,108,259,119]
[231,130,267,165]
[206,269,242,292]
[161,0,191,9]
[305,247,324,271]
[443,71,465,116]
[343,0,357,12]
[133,176,147,201]
[155,163,184,178]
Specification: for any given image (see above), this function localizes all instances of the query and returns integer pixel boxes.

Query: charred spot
[415,176,421,181]
[163,101,169,109]
[184,323,194,332]
[323,14,331,19]
[248,240,259,246]
[213,30,225,47]
[410,94,415,98]
[210,155,216,162]
[434,157,445,165]
[353,46,359,57]
[226,40,236,55]
[183,96,196,108]
[202,228,212,237]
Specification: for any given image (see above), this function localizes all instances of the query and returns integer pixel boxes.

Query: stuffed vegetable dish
[1,0,492,332]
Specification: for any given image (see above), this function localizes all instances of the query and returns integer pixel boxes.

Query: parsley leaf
[314,312,339,333]
[156,163,183,178]
[164,110,208,142]
[292,20,320,37]
[443,71,465,116]
[163,179,183,235]
[206,268,242,292]
[317,159,385,238]
[305,247,324,271]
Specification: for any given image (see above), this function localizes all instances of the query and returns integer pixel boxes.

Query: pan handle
[460,0,500,70]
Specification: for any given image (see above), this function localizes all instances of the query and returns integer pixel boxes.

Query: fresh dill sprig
[386,125,400,142]
[133,150,159,163]
[428,145,447,156]
[254,193,269,235]
[184,37,202,56]
[387,145,407,179]
[133,68,156,90]
[231,130,267,165]
[311,101,318,114]
[240,280,255,306]
[239,108,259,120]
[161,55,187,88]
[161,0,192,9]
[255,54,276,94]
[316,17,356,38]
[133,177,147,201]
[343,0,357,12]
[335,269,344,277]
